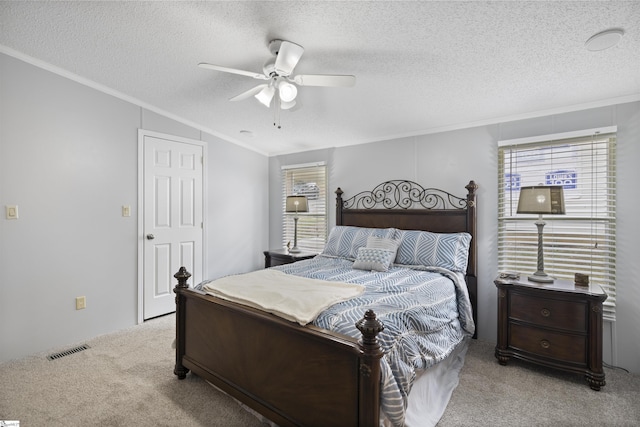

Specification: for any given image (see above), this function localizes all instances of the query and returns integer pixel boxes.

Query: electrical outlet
[76,296,86,310]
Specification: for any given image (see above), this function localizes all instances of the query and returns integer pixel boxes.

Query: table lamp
[517,185,565,283]
[286,195,309,253]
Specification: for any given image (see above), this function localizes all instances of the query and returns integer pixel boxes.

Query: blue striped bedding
[273,255,475,427]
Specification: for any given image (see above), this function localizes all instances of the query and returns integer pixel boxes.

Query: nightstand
[494,276,607,390]
[264,248,317,268]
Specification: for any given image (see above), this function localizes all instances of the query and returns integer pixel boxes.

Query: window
[498,127,617,320]
[281,162,328,253]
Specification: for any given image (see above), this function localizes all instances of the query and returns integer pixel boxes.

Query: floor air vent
[47,344,90,360]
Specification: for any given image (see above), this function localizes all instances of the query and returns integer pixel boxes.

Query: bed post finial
[465,180,478,204]
[356,309,384,348]
[355,310,383,427]
[173,267,191,380]
[174,266,191,289]
[335,187,344,225]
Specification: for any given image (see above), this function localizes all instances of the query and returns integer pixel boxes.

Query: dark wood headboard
[335,180,478,337]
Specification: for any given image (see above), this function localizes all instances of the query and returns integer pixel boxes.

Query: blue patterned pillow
[394,229,472,272]
[322,226,396,260]
[353,247,395,272]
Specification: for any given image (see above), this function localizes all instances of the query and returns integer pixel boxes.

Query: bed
[173,179,478,427]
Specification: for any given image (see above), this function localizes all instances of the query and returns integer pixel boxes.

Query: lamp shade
[278,82,298,102]
[286,195,309,213]
[255,85,276,107]
[517,186,565,215]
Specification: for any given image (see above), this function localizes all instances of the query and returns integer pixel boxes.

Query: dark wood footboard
[173,267,384,427]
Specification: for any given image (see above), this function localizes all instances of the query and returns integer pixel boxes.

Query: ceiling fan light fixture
[255,85,275,107]
[278,82,298,102]
[280,100,296,110]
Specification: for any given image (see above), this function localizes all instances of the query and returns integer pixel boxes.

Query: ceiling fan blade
[229,84,268,101]
[198,63,268,80]
[292,74,356,87]
[274,41,305,76]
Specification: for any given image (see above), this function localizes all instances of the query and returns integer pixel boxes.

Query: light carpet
[1,313,638,426]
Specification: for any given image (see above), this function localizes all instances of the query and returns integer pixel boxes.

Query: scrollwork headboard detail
[335,179,477,276]
[338,180,476,210]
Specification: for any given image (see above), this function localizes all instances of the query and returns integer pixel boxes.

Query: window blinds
[498,129,617,320]
[281,163,328,253]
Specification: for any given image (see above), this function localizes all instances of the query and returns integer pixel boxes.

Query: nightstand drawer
[510,323,586,365]
[510,292,586,332]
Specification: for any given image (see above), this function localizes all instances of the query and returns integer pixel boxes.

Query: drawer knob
[541,308,551,317]
[540,340,551,349]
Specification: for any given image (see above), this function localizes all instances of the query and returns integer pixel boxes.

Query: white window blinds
[281,162,328,253]
[498,128,617,320]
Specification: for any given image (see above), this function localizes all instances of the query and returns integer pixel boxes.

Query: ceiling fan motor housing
[268,39,283,55]
[263,39,283,76]
[263,56,277,76]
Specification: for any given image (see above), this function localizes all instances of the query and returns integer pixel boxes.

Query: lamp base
[528,272,555,283]
[288,247,301,254]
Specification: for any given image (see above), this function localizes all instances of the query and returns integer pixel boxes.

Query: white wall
[269,101,640,374]
[0,53,269,363]
[606,103,640,374]
[204,132,269,278]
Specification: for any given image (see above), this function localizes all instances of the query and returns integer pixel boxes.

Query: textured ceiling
[1,1,639,156]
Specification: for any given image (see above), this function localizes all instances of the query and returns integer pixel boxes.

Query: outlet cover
[76,296,86,310]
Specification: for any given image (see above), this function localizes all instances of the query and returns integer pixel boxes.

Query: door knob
[146,234,155,240]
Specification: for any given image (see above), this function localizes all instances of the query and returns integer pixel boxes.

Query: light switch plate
[6,205,18,219]
[122,205,131,217]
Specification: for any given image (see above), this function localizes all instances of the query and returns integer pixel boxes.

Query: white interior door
[140,132,203,320]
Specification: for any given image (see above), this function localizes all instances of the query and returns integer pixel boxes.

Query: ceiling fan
[199,39,355,110]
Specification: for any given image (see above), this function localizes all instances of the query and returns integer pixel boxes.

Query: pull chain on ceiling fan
[199,39,356,116]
